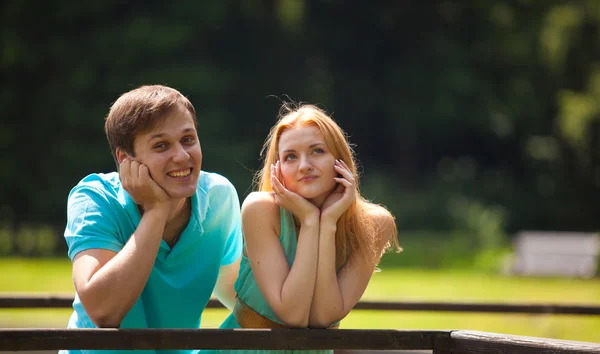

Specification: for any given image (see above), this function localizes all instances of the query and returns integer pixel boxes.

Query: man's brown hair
[104,85,197,167]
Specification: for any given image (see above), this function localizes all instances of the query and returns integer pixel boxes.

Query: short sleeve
[64,186,124,260]
[206,181,243,266]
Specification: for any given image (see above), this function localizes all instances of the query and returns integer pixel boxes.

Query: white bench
[510,231,600,278]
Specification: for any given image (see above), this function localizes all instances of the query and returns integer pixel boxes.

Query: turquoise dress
[211,207,332,354]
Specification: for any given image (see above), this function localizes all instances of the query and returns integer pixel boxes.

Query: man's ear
[115,148,129,164]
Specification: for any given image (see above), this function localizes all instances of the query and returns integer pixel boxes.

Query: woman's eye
[313,148,324,154]
[284,154,296,161]
[154,143,167,150]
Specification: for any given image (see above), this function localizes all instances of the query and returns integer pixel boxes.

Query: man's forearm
[78,208,167,327]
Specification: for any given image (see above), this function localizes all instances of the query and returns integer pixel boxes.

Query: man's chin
[164,186,197,200]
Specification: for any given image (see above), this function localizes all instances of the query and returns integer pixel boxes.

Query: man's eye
[182,136,195,144]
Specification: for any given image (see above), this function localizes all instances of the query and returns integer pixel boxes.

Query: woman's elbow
[308,317,336,329]
[309,310,346,328]
[276,310,309,328]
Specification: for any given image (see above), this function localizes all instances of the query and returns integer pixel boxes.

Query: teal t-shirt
[60,171,243,354]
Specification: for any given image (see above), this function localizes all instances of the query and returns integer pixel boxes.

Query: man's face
[127,104,202,199]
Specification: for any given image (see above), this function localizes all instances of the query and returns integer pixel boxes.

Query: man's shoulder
[74,172,120,191]
[198,170,236,193]
[68,172,122,203]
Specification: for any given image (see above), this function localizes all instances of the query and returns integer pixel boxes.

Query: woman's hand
[120,158,170,212]
[271,161,320,225]
[320,159,356,224]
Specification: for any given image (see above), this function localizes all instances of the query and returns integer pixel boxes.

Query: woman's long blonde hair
[255,103,400,269]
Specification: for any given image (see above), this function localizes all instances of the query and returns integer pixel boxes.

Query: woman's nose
[299,157,314,172]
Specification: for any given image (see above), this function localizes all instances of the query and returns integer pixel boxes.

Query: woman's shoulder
[241,192,279,218]
[241,192,281,236]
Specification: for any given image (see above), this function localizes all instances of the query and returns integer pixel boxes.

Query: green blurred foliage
[3,0,600,256]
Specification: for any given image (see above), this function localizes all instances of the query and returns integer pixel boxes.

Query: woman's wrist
[319,218,337,234]
[300,213,321,228]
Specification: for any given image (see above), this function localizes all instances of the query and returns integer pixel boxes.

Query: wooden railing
[1,328,599,353]
[2,294,599,353]
[2,294,600,315]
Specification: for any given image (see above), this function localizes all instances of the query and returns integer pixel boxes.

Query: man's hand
[120,158,170,212]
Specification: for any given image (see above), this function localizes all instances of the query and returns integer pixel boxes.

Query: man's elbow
[86,308,123,328]
[79,292,123,328]
[93,316,122,328]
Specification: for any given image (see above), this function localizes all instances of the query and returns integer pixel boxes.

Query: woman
[216,103,400,354]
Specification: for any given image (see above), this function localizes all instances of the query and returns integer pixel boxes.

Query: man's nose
[172,143,190,162]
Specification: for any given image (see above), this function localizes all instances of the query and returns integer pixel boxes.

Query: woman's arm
[243,192,320,328]
[308,210,395,328]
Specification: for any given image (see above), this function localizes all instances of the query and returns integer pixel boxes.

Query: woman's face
[277,125,337,207]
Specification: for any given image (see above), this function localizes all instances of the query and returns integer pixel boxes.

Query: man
[61,85,242,354]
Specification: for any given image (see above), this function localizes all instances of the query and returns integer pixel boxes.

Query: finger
[338,159,351,170]
[129,160,141,180]
[335,163,355,183]
[120,158,131,183]
[139,164,151,183]
[273,193,282,205]
[276,161,288,188]
[270,165,280,191]
[271,171,282,193]
[272,175,286,196]
[271,175,280,194]
[334,166,354,184]
[334,177,352,188]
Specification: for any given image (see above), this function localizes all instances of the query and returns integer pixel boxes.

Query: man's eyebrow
[149,127,195,140]
[149,133,166,140]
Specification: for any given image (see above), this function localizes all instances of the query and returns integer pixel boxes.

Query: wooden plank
[351,301,600,315]
[450,330,600,354]
[0,328,449,351]
[2,295,599,315]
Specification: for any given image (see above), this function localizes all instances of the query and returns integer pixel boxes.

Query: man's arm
[72,206,168,327]
[70,159,171,328]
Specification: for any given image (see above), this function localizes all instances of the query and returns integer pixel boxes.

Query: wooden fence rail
[1,328,599,353]
[2,294,600,315]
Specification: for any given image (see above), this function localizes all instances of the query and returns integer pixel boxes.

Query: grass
[1,257,599,342]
